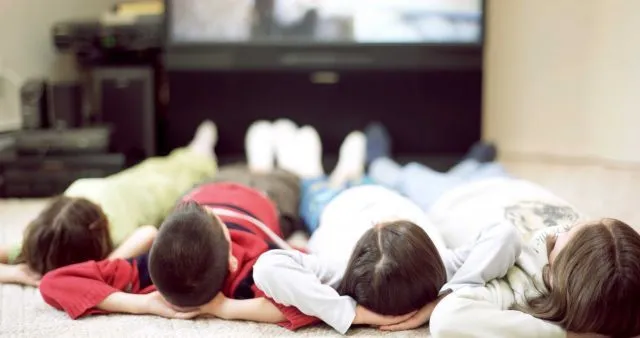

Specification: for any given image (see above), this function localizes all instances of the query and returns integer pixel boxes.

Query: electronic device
[165,0,484,70]
[162,0,485,161]
[92,67,156,163]
[20,79,49,129]
[48,81,83,129]
[0,151,125,198]
[52,15,162,65]
[14,127,110,155]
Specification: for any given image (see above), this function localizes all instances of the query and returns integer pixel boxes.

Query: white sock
[330,131,366,187]
[290,126,324,178]
[188,120,218,157]
[273,118,298,172]
[245,120,275,173]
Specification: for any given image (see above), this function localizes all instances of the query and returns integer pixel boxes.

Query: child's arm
[39,256,149,319]
[253,249,356,334]
[200,292,286,323]
[253,250,412,333]
[108,225,157,260]
[429,280,566,338]
[0,263,41,286]
[97,291,199,319]
[443,221,523,292]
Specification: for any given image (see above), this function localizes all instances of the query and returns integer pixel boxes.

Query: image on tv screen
[170,0,482,44]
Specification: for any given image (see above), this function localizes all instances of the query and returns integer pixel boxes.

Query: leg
[85,121,218,244]
[213,165,303,238]
[466,162,509,182]
[299,176,349,233]
[329,131,366,187]
[397,162,465,210]
[245,120,276,173]
[369,157,404,190]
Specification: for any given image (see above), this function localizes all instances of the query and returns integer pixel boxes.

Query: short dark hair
[149,201,230,307]
[337,220,446,315]
[19,196,113,275]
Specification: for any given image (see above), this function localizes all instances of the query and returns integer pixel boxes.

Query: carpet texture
[2,159,640,337]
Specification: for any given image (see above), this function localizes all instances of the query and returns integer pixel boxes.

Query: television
[161,0,485,169]
[165,0,484,70]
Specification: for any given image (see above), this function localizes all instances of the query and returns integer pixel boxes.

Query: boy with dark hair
[37,120,311,327]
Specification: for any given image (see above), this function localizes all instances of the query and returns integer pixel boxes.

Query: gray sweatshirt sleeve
[253,250,357,334]
[441,221,523,292]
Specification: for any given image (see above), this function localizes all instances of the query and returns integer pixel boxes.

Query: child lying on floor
[253,125,522,334]
[365,124,640,337]
[38,120,325,328]
[0,121,219,286]
[424,179,640,337]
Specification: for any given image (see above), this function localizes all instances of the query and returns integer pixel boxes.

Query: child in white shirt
[253,126,521,334]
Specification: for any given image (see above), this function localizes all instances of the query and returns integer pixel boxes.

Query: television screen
[170,0,483,45]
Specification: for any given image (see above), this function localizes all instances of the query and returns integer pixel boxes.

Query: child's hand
[10,264,41,287]
[199,292,233,319]
[141,291,200,319]
[353,305,417,327]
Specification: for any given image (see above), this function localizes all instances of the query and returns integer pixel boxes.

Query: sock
[188,120,218,157]
[463,141,497,163]
[245,120,275,173]
[291,126,324,178]
[364,122,391,165]
[273,118,298,172]
[330,131,366,187]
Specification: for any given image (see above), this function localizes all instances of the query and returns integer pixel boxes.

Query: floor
[1,158,639,337]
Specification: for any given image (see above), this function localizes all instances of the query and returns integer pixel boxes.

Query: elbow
[253,251,284,292]
[503,225,523,263]
[493,222,523,264]
[39,270,63,310]
[139,225,158,247]
[429,296,466,338]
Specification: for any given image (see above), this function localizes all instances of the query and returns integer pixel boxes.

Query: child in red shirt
[38,120,320,329]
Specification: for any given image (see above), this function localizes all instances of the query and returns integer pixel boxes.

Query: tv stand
[161,69,482,168]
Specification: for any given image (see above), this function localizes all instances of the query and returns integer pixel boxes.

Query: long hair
[518,218,640,337]
[19,196,113,274]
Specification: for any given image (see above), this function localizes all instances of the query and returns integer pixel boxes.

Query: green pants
[65,148,217,245]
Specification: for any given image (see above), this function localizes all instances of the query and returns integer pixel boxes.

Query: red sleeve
[252,286,321,330]
[40,259,147,319]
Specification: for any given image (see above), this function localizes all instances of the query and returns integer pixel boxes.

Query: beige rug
[2,158,639,337]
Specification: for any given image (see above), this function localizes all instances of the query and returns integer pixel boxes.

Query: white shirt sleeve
[441,221,523,292]
[253,249,356,334]
[430,281,567,338]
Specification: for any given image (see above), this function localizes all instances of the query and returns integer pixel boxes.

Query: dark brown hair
[521,218,640,337]
[337,220,446,315]
[18,196,113,275]
[149,201,230,308]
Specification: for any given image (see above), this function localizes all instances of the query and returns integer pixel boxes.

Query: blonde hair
[520,218,640,337]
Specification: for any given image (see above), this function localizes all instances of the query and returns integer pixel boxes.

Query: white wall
[0,0,116,131]
[484,0,640,163]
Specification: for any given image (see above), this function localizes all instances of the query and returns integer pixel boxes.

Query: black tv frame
[163,0,486,71]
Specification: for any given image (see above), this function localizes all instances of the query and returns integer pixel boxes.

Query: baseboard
[500,151,640,170]
[0,120,20,133]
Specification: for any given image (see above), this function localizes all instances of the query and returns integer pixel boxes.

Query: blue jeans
[299,176,373,233]
[369,158,508,211]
